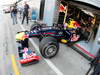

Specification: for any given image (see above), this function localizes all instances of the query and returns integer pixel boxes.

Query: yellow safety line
[11,55,20,75]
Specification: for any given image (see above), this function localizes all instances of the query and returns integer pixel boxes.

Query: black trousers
[91,64,100,75]
[22,13,29,24]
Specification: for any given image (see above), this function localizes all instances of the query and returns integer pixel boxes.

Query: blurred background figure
[22,2,30,25]
[18,7,23,19]
[31,8,37,21]
[11,4,17,25]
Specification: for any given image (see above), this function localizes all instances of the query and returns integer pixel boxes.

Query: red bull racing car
[16,22,81,59]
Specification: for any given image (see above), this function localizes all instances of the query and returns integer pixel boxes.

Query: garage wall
[53,0,60,24]
[43,0,60,26]
[43,0,56,26]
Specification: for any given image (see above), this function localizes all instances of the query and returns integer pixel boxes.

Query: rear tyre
[39,37,59,58]
[30,23,41,31]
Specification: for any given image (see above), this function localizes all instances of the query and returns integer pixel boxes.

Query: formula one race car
[16,21,80,59]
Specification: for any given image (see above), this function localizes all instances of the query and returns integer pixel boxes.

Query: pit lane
[1,13,90,75]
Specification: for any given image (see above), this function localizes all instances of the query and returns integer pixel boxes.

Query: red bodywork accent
[43,32,55,35]
[19,56,40,64]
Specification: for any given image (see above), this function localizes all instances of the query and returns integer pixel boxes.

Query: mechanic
[22,2,30,25]
[89,38,100,75]
[90,50,100,75]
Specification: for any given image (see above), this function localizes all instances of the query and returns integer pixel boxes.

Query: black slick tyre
[39,37,59,58]
[30,23,41,31]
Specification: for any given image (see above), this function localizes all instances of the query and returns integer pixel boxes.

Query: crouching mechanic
[91,50,100,75]
[89,38,100,75]
[91,38,100,75]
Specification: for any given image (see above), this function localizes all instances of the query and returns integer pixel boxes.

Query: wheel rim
[34,26,39,30]
[31,25,40,31]
[45,45,57,57]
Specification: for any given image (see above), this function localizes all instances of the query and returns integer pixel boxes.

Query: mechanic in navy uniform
[22,2,30,25]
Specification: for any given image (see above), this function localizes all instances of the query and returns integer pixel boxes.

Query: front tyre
[39,37,59,58]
